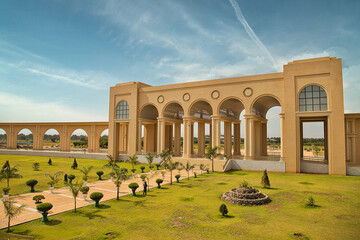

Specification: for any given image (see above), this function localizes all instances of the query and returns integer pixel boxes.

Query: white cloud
[0,92,107,122]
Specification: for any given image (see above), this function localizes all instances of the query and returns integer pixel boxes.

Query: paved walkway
[0,170,198,229]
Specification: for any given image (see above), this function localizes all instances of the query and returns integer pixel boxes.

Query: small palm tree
[0,161,22,188]
[79,166,93,181]
[68,181,83,213]
[164,159,179,185]
[45,171,63,186]
[113,168,130,200]
[1,198,25,232]
[103,155,119,171]
[126,154,139,170]
[146,153,155,170]
[181,161,196,180]
[203,146,220,172]
[159,149,172,165]
[199,163,207,174]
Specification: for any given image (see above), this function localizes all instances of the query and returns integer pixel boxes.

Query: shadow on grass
[303,204,321,208]
[179,185,193,188]
[81,210,106,220]
[133,200,146,206]
[179,197,194,202]
[216,182,228,185]
[299,182,314,185]
[225,170,247,175]
[218,214,235,219]
[99,204,111,209]
[45,219,62,226]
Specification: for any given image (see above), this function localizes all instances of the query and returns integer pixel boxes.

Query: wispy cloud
[0,91,107,122]
[228,0,276,69]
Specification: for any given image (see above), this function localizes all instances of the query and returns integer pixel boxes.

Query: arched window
[299,85,327,112]
[116,101,129,119]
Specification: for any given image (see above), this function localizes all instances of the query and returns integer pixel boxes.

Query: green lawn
[0,155,153,196]
[2,158,360,240]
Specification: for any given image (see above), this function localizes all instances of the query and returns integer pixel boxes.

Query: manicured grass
[0,155,153,196]
[4,167,360,239]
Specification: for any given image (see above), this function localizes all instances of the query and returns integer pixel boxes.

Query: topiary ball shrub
[219,203,228,216]
[26,179,38,192]
[96,171,104,180]
[80,186,89,194]
[175,174,181,183]
[68,174,75,183]
[140,166,145,173]
[36,203,53,222]
[128,183,139,196]
[33,195,45,204]
[156,179,163,188]
[90,192,104,207]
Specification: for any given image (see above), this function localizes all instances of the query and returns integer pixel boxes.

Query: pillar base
[279,157,285,162]
[244,156,255,160]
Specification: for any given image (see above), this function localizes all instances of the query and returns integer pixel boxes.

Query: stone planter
[83,181,88,186]
[82,193,88,200]
[2,193,9,199]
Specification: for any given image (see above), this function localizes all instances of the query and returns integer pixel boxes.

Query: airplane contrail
[229,0,276,69]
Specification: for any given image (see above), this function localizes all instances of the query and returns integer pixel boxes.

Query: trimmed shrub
[64,173,68,182]
[175,174,181,183]
[156,163,161,170]
[80,186,89,194]
[140,166,145,173]
[68,174,75,183]
[306,196,316,207]
[90,192,104,207]
[3,187,10,194]
[219,203,228,216]
[71,158,78,169]
[140,175,146,180]
[131,168,136,173]
[96,171,104,180]
[33,163,40,171]
[120,168,128,174]
[48,158,52,166]
[261,169,271,188]
[36,203,53,222]
[33,195,45,204]
[156,179,163,188]
[128,183,139,196]
[26,179,38,192]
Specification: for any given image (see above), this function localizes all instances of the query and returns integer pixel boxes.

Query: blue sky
[0,0,359,137]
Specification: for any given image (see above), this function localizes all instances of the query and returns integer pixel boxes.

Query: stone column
[224,121,232,157]
[198,122,205,157]
[261,121,268,156]
[157,118,165,154]
[191,123,194,154]
[137,119,142,153]
[211,116,221,152]
[279,113,285,161]
[244,114,253,159]
[183,118,192,158]
[233,122,241,155]
[174,123,181,156]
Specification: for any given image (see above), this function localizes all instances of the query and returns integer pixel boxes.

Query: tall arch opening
[250,96,282,160]
[298,84,329,173]
[190,100,213,157]
[162,102,184,156]
[17,128,33,149]
[115,100,130,156]
[70,129,88,152]
[218,98,245,158]
[43,129,60,151]
[0,128,7,149]
[99,129,108,153]
[139,104,158,154]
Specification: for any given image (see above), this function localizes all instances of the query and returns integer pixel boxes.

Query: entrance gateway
[1,57,360,175]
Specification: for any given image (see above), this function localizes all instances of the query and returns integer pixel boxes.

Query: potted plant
[194,171,197,178]
[131,168,136,176]
[128,183,139,196]
[140,166,145,173]
[36,203,53,222]
[156,179,163,188]
[33,195,45,204]
[96,171,104,180]
[68,174,75,183]
[90,192,103,208]
[48,180,55,193]
[80,186,90,200]
[206,168,210,174]
[223,154,227,160]
[2,187,10,198]
[156,163,161,170]
[149,165,154,173]
[160,171,166,180]
[26,179,38,192]
[175,174,181,183]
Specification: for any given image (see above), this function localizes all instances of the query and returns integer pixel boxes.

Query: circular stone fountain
[221,186,271,206]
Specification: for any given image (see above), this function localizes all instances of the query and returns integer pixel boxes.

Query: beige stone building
[1,57,360,175]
